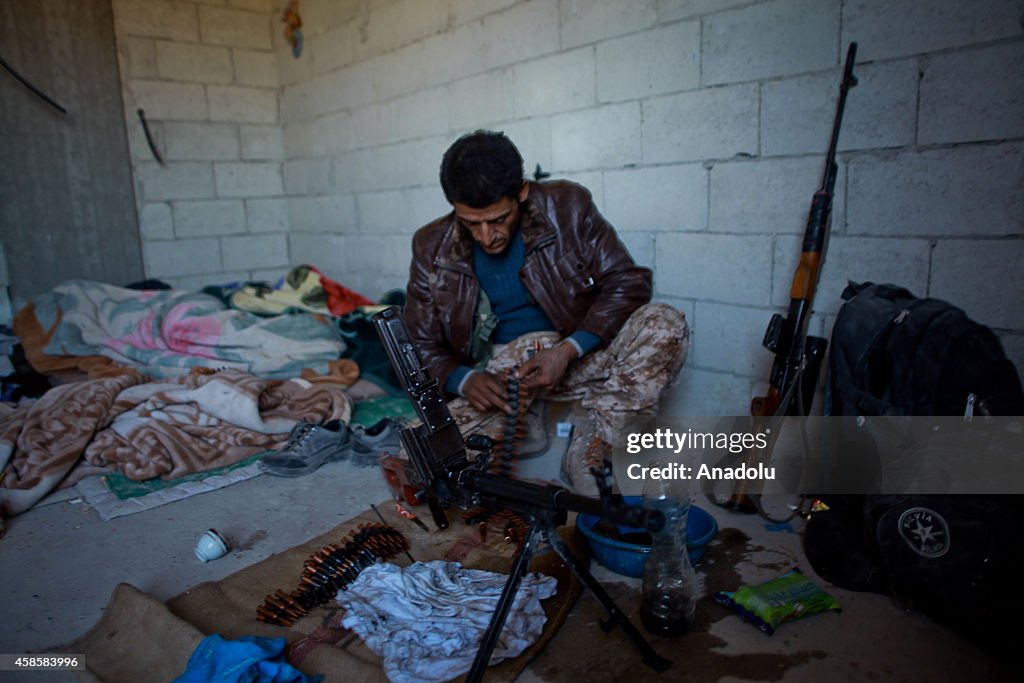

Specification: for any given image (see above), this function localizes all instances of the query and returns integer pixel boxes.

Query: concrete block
[245,198,289,233]
[842,0,1022,62]
[617,231,655,269]
[164,270,251,292]
[289,232,348,275]
[846,145,1024,237]
[603,163,707,232]
[283,120,316,158]
[656,232,773,305]
[563,171,604,209]
[657,0,751,22]
[334,137,443,193]
[358,186,450,233]
[643,84,758,163]
[214,162,284,197]
[559,0,657,49]
[250,268,286,284]
[310,62,377,115]
[155,41,232,84]
[117,37,157,79]
[931,240,1024,330]
[164,122,240,161]
[703,0,839,85]
[551,102,642,171]
[514,47,596,118]
[481,0,560,70]
[500,118,553,177]
[313,111,355,155]
[356,0,450,59]
[288,195,358,232]
[126,80,206,121]
[281,82,312,124]
[763,59,918,155]
[344,235,413,276]
[137,162,216,201]
[596,21,700,103]
[710,156,822,234]
[919,42,1024,145]
[771,235,931,313]
[692,301,775,377]
[240,125,283,160]
[139,203,174,240]
[172,199,246,237]
[420,21,487,86]
[233,49,277,87]
[221,233,288,271]
[451,0,518,26]
[310,21,357,76]
[381,45,444,102]
[125,117,165,162]
[284,157,333,195]
[448,68,516,133]
[113,0,198,41]
[391,87,451,141]
[144,238,222,277]
[660,367,753,416]
[299,0,361,31]
[227,0,271,12]
[199,5,272,49]
[208,86,278,124]
[277,40,314,86]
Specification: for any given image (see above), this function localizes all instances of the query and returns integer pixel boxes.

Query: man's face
[453,182,529,255]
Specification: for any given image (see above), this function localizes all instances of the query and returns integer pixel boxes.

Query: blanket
[26,280,346,379]
[68,504,583,683]
[0,369,352,518]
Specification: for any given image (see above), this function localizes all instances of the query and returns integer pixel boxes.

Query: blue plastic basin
[575,497,717,578]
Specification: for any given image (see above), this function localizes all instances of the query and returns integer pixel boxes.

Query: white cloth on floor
[337,559,558,683]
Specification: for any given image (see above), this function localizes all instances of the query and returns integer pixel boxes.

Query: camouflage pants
[446,303,690,447]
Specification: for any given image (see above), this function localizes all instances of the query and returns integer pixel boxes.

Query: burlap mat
[69,502,583,682]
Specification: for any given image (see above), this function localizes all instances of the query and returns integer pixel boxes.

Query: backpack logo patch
[897,507,950,558]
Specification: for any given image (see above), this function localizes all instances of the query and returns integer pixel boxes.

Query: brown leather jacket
[404,180,652,391]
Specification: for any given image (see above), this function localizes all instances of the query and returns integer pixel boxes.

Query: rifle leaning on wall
[721,43,858,512]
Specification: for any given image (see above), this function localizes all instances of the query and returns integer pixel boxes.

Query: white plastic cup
[194,528,229,562]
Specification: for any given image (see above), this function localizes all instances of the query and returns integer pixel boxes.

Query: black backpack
[804,282,1024,654]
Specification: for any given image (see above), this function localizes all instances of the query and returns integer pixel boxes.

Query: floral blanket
[31,280,346,379]
[0,370,352,518]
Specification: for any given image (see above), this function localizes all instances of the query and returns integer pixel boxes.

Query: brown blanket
[70,504,583,683]
[0,369,352,518]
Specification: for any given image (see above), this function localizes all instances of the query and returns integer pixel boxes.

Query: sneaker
[561,425,610,497]
[259,419,352,477]
[349,417,405,467]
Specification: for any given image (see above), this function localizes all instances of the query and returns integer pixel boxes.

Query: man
[404,130,688,494]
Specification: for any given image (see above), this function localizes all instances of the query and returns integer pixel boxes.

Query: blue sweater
[444,231,601,394]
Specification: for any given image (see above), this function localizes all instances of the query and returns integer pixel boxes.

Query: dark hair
[439,130,524,207]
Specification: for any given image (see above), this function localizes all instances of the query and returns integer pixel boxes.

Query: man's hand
[463,371,513,414]
[516,342,578,391]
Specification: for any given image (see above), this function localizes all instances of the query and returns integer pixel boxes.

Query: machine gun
[372,306,671,682]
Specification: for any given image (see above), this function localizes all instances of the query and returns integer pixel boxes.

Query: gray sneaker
[349,417,405,467]
[259,419,352,477]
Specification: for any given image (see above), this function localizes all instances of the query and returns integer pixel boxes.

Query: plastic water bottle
[640,471,697,636]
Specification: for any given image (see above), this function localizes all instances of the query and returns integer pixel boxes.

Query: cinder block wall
[112,0,288,291]
[116,0,1024,416]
